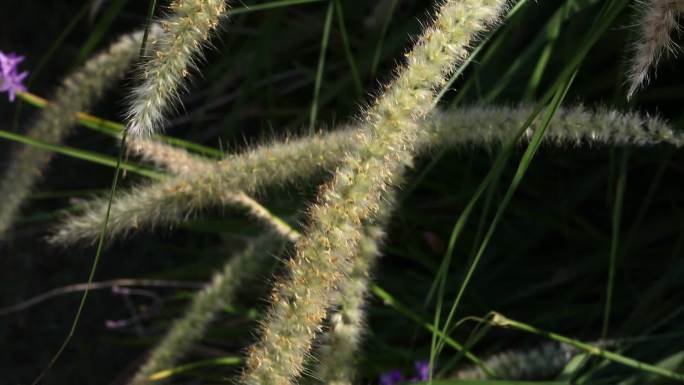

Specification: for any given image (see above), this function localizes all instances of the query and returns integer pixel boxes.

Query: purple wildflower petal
[413,360,430,382]
[380,369,405,385]
[0,50,29,102]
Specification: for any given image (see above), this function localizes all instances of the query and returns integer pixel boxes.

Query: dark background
[1,0,683,383]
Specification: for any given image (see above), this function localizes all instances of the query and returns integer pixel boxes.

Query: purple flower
[0,50,29,102]
[412,360,430,382]
[380,369,405,385]
[380,359,434,385]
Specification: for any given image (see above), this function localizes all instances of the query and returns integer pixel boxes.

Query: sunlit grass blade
[488,312,684,382]
[17,91,222,158]
[0,128,160,179]
[371,284,492,375]
[147,357,242,382]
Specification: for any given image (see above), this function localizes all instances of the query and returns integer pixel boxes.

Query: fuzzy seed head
[626,0,683,98]
[240,1,509,384]
[125,0,228,137]
[48,105,682,246]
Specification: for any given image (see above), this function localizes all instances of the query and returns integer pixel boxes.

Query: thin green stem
[489,312,684,382]
[0,127,160,178]
[228,0,326,15]
[335,0,363,97]
[370,284,492,375]
[602,148,629,338]
[139,0,158,58]
[147,356,242,382]
[430,71,578,380]
[32,4,159,380]
[370,0,399,76]
[31,131,130,385]
[13,0,92,130]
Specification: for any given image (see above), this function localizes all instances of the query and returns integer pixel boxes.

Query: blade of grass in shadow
[452,0,597,106]
[521,0,578,101]
[309,0,334,134]
[436,318,494,377]
[13,1,92,130]
[370,0,399,76]
[602,148,629,338]
[335,0,363,97]
[75,0,129,65]
[228,0,326,15]
[623,149,672,253]
[30,2,158,383]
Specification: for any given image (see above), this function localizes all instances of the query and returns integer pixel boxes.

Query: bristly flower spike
[49,105,683,246]
[626,0,683,99]
[125,0,229,137]
[127,239,277,385]
[0,50,28,102]
[240,1,509,384]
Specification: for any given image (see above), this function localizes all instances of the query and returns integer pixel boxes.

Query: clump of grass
[4,1,684,383]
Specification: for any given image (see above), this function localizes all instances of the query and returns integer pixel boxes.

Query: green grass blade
[490,313,684,382]
[432,69,578,369]
[17,91,223,158]
[75,0,129,64]
[334,0,363,97]
[229,0,326,15]
[370,0,399,76]
[31,3,158,381]
[309,0,334,134]
[147,356,241,381]
[602,148,629,338]
[0,128,160,179]
[371,284,492,375]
